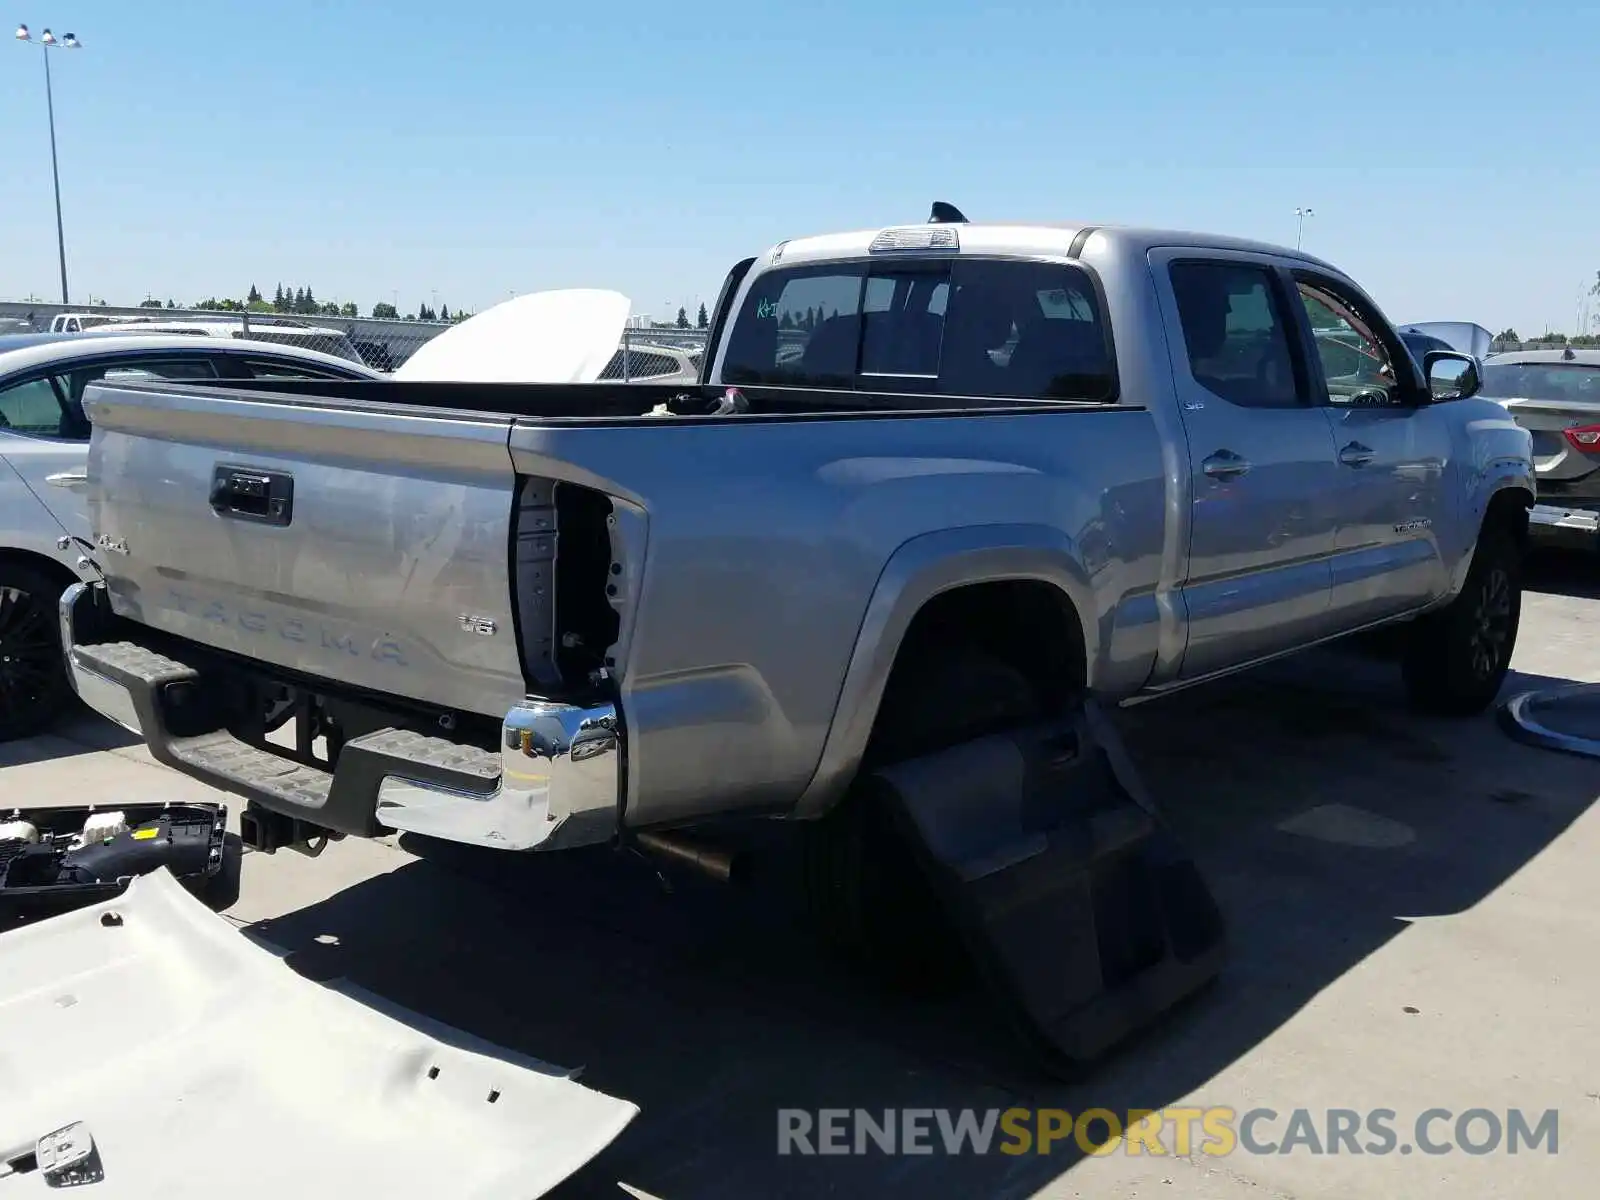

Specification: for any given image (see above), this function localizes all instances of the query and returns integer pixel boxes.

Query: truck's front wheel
[800,652,1041,989]
[1401,524,1522,716]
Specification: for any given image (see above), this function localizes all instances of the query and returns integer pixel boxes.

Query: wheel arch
[1447,484,1533,597]
[791,524,1096,819]
[0,546,81,592]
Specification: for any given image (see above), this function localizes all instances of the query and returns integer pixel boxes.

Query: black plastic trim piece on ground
[862,696,1225,1078]
[1,800,232,924]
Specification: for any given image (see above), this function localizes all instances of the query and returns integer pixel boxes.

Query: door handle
[1339,442,1375,468]
[45,469,88,489]
[209,465,294,526]
[1201,450,1251,481]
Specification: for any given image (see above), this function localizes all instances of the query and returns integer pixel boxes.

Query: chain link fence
[0,300,714,379]
[0,300,443,371]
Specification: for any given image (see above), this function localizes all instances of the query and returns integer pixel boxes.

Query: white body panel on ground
[0,870,637,1198]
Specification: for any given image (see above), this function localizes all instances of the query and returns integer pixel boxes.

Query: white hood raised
[1397,321,1495,359]
[394,289,631,383]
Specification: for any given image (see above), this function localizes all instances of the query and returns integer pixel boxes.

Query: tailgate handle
[210,465,294,527]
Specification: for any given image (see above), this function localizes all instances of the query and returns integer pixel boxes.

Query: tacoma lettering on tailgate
[167,589,410,666]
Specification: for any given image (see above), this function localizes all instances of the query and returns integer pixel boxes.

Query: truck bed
[77,374,1163,834]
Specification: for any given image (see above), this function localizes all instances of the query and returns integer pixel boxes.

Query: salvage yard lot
[4,555,1598,1200]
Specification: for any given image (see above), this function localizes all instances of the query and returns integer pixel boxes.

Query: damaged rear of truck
[60,366,1165,854]
[58,213,1535,867]
[55,215,1535,1066]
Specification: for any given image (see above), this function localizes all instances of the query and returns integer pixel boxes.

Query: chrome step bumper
[58,583,621,852]
[1528,503,1600,551]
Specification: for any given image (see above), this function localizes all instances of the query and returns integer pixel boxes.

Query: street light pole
[14,26,82,304]
[1295,206,1315,251]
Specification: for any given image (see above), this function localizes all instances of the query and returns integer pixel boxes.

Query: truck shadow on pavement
[243,649,1598,1200]
[1525,549,1600,601]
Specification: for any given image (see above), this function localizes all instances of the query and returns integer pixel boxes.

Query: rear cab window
[720,257,1116,403]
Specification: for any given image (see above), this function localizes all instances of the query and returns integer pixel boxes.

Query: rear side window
[1168,261,1305,409]
[55,358,221,439]
[235,357,352,381]
[721,259,1115,401]
[0,377,67,436]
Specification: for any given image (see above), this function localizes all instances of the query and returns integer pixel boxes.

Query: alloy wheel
[1468,567,1513,681]
[0,585,63,727]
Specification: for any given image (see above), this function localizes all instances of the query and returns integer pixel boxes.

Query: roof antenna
[928,201,968,225]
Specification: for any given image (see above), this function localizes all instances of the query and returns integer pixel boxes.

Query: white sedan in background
[0,332,380,741]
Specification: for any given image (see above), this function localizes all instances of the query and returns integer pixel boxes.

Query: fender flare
[1446,474,1534,597]
[790,523,1097,819]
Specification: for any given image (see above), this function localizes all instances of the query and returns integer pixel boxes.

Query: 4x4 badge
[458,614,498,637]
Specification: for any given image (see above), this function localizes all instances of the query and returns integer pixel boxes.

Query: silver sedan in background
[1478,347,1600,551]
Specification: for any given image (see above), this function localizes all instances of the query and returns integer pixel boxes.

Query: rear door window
[58,357,221,438]
[1168,261,1306,408]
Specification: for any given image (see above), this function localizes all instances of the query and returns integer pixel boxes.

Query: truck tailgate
[83,382,526,718]
[0,870,637,1198]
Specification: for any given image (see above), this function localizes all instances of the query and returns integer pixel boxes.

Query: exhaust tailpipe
[633,830,748,885]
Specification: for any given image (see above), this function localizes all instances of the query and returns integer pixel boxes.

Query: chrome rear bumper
[1528,503,1600,552]
[59,582,621,851]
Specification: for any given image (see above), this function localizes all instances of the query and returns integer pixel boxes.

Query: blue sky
[2,1,1595,335]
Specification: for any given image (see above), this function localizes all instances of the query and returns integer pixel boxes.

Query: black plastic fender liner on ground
[861,697,1226,1077]
[1498,683,1600,760]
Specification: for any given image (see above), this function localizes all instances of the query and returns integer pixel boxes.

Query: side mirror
[1423,350,1481,403]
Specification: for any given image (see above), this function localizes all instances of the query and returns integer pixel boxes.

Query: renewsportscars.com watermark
[778,1107,1560,1158]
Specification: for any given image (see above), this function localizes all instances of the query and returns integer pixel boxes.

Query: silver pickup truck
[55,210,1533,963]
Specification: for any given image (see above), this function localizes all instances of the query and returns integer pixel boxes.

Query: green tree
[302,286,316,314]
[340,302,359,318]
[439,303,449,321]
[138,298,162,308]
[273,283,286,312]
[696,302,708,329]
[247,284,262,304]
[247,298,273,313]
[676,306,690,329]
[1493,328,1521,347]
[372,301,399,320]
[293,287,306,313]
[165,299,175,309]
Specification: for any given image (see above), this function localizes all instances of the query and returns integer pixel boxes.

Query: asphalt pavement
[3,552,1597,1199]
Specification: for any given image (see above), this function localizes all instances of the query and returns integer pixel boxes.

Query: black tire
[1401,523,1522,716]
[0,564,73,742]
[800,651,1042,989]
